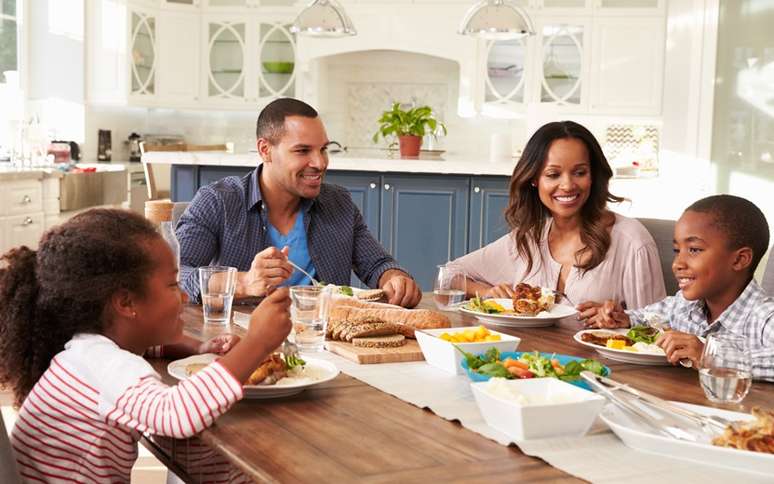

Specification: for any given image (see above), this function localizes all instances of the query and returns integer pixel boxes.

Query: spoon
[286,259,322,287]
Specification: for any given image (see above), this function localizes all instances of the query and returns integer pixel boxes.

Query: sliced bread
[352,334,407,348]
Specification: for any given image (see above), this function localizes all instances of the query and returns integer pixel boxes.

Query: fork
[282,338,304,367]
[552,290,575,306]
[286,259,322,287]
[646,317,693,368]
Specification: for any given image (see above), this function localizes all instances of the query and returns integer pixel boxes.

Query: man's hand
[581,300,630,328]
[239,246,293,297]
[656,331,704,367]
[379,270,421,308]
[483,283,515,299]
[198,334,241,355]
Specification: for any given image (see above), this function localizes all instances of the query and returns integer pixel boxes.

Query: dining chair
[762,248,774,296]
[141,143,227,200]
[172,202,190,226]
[0,411,20,483]
[637,218,678,296]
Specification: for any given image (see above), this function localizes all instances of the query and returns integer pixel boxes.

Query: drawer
[0,212,45,252]
[1,181,43,216]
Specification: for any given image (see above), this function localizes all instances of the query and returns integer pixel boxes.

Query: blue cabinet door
[323,171,381,288]
[468,176,511,252]
[380,174,470,291]
[171,165,199,202]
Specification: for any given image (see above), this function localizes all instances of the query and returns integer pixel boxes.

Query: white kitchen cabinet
[589,16,665,115]
[0,180,45,253]
[163,0,201,8]
[129,7,158,101]
[158,11,201,103]
[2,213,45,252]
[256,21,296,100]
[593,0,664,16]
[479,36,533,117]
[203,15,250,105]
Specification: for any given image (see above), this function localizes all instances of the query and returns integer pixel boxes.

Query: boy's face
[672,210,747,301]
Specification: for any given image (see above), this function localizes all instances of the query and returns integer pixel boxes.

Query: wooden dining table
[145,294,774,483]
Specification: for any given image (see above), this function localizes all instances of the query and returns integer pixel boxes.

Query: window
[0,0,18,80]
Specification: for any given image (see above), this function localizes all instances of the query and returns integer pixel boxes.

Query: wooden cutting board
[325,339,425,364]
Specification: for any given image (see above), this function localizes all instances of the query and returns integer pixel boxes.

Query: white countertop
[142,149,516,176]
[0,163,127,182]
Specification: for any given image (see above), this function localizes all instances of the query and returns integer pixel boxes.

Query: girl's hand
[484,283,515,299]
[247,287,292,349]
[199,334,241,355]
[656,331,703,367]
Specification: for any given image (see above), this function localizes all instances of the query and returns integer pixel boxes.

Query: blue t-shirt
[266,211,317,287]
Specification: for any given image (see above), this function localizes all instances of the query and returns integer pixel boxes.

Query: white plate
[458,298,577,328]
[573,329,669,365]
[601,401,774,476]
[167,354,339,399]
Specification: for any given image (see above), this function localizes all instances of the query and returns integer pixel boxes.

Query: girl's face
[535,138,592,220]
[133,238,187,345]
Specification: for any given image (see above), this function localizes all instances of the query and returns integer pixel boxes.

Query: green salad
[457,347,606,382]
[626,326,660,344]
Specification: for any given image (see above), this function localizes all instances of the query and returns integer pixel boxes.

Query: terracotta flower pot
[398,135,422,158]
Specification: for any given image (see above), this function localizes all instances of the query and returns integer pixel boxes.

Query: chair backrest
[762,248,774,296]
[172,202,190,226]
[140,143,227,200]
[637,218,678,296]
[0,412,20,483]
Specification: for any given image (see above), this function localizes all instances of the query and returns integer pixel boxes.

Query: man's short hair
[686,194,770,274]
[256,98,318,144]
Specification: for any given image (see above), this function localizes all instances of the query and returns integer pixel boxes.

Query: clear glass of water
[698,333,752,404]
[433,264,466,311]
[290,285,332,352]
[199,266,237,325]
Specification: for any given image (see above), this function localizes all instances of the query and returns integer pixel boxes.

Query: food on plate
[458,347,606,382]
[439,325,502,343]
[352,334,407,348]
[246,352,307,385]
[712,407,774,454]
[580,330,665,355]
[511,283,555,316]
[465,296,509,314]
[327,298,450,340]
[185,363,208,376]
[329,284,385,302]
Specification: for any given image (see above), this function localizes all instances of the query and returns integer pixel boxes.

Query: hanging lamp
[290,0,357,38]
[458,0,535,40]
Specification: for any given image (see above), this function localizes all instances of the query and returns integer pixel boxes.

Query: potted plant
[372,102,447,157]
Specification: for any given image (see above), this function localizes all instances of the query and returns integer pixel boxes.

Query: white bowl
[471,378,606,441]
[415,326,520,375]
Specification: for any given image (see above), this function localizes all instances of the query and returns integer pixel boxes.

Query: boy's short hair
[686,194,770,274]
[256,98,318,145]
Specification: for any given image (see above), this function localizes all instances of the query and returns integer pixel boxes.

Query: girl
[0,208,292,482]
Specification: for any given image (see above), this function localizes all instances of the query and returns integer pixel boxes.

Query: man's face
[260,116,330,199]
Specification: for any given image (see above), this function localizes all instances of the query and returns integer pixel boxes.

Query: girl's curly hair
[0,208,160,407]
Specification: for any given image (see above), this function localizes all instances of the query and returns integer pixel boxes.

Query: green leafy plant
[372,102,447,145]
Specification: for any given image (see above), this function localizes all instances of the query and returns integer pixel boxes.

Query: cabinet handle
[474,186,481,193]
[21,195,32,204]
[369,183,377,189]
[21,217,34,226]
[383,183,391,191]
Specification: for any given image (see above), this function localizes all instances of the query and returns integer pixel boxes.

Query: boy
[580,195,774,380]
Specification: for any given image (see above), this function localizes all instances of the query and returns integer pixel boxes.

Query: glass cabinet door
[484,38,528,107]
[258,23,296,99]
[538,23,585,106]
[130,12,156,96]
[207,21,246,99]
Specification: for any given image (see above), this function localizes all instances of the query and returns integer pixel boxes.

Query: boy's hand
[247,287,292,350]
[198,334,241,355]
[582,300,630,328]
[483,283,515,299]
[656,331,704,367]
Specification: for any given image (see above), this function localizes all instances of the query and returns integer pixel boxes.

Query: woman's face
[535,137,592,220]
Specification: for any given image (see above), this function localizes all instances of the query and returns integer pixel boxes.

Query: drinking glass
[290,285,333,352]
[698,333,752,404]
[433,264,467,311]
[199,266,237,325]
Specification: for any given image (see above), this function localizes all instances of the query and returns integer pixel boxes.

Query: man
[176,98,422,308]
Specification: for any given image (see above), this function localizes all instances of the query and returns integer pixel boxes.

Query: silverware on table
[287,259,322,287]
[645,317,693,368]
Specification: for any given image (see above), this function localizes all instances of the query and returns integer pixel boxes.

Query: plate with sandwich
[168,353,339,398]
[329,285,389,303]
[459,283,577,327]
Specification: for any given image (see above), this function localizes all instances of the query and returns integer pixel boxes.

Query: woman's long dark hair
[504,121,623,277]
[0,209,159,407]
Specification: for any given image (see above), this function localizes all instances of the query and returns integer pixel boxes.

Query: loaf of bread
[328,299,450,338]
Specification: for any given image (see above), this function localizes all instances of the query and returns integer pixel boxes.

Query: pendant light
[458,0,535,40]
[290,0,357,38]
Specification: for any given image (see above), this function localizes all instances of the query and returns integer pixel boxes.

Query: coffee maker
[127,132,143,162]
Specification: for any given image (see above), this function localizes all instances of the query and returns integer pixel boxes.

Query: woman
[447,121,665,312]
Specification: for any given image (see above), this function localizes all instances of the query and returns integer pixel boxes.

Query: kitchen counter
[0,162,126,181]
[142,149,516,176]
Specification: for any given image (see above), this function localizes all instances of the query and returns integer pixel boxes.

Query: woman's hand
[198,334,241,355]
[483,283,515,299]
[582,300,630,328]
[656,331,703,367]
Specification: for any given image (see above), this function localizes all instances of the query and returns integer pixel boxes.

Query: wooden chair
[0,411,20,483]
[172,201,190,226]
[637,217,678,296]
[141,143,227,200]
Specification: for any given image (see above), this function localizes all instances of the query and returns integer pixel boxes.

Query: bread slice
[344,322,403,342]
[352,334,406,348]
[355,289,384,302]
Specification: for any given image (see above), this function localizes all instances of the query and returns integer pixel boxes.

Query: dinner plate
[574,328,669,366]
[460,351,610,391]
[601,401,774,476]
[458,298,577,327]
[167,354,339,399]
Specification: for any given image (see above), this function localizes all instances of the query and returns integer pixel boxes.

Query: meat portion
[246,354,287,385]
[581,332,634,347]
